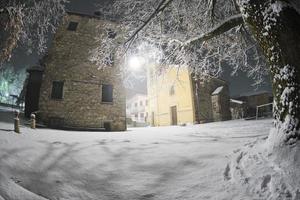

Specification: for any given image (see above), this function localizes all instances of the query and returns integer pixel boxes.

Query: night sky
[8,0,272,97]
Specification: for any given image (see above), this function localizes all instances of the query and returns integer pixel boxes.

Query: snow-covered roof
[126,93,148,103]
[230,99,245,104]
[212,86,224,95]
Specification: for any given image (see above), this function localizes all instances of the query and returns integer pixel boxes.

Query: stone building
[36,12,126,131]
[147,65,231,126]
[211,86,231,121]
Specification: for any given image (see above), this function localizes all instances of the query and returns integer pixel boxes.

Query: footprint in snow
[139,193,155,199]
[261,174,271,189]
[224,163,231,180]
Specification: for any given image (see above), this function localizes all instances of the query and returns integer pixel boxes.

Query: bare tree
[0,0,66,62]
[95,0,299,145]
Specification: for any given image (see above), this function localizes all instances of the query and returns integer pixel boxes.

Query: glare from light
[128,56,145,71]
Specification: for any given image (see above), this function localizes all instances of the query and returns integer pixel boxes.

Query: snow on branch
[124,0,174,45]
[183,14,244,46]
[96,0,267,86]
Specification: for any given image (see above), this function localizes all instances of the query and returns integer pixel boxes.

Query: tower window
[169,85,175,96]
[67,21,78,31]
[107,29,117,39]
[102,84,113,103]
[51,81,64,100]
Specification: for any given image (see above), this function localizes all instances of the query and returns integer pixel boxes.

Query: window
[51,81,64,100]
[67,21,78,31]
[146,100,148,106]
[140,101,143,106]
[107,29,117,39]
[102,84,113,103]
[135,102,138,107]
[104,53,114,66]
[169,85,175,95]
[135,114,138,118]
[140,113,144,118]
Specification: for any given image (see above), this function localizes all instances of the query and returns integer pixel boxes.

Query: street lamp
[128,56,145,71]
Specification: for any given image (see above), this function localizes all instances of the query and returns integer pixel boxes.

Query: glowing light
[128,56,145,71]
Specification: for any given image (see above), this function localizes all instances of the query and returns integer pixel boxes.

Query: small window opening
[169,85,175,96]
[67,21,78,31]
[102,84,113,103]
[107,29,117,39]
[51,81,64,100]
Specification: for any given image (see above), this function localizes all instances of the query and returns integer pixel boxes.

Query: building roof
[239,90,272,97]
[212,86,224,95]
[126,93,148,103]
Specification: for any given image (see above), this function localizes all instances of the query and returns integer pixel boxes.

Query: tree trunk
[240,0,300,144]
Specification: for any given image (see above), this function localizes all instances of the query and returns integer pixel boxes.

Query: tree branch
[124,0,174,45]
[184,14,244,46]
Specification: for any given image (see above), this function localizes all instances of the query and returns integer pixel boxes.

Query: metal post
[14,110,20,133]
[256,106,259,120]
[30,113,36,129]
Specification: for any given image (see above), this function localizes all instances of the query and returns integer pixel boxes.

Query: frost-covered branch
[184,14,243,46]
[0,0,66,63]
[124,0,174,45]
[95,0,267,84]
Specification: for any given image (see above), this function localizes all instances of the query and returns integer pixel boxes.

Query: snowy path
[0,110,272,199]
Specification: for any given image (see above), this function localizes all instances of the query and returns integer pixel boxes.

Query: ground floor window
[102,84,113,103]
[51,81,64,100]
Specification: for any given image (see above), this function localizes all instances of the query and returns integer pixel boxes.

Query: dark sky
[8,0,272,97]
[67,0,108,13]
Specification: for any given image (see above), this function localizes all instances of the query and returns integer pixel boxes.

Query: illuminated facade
[147,65,231,126]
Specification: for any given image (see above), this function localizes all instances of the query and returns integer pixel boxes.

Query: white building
[126,94,148,124]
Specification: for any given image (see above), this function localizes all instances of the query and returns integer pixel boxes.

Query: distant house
[126,93,148,126]
[25,12,126,131]
[232,91,273,119]
[147,65,231,126]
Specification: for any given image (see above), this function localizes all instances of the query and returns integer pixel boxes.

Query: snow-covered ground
[0,107,298,200]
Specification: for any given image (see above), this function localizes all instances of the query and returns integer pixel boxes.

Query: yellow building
[147,65,231,126]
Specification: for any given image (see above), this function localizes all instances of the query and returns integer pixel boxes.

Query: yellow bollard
[14,110,20,134]
[30,113,36,129]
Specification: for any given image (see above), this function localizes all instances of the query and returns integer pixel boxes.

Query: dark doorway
[25,67,43,118]
[151,112,155,126]
[170,106,178,125]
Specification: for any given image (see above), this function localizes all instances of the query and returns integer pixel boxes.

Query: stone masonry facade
[38,12,126,131]
[192,77,231,123]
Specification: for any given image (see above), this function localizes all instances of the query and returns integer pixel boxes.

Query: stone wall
[38,13,126,131]
[193,77,230,123]
[211,86,231,121]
